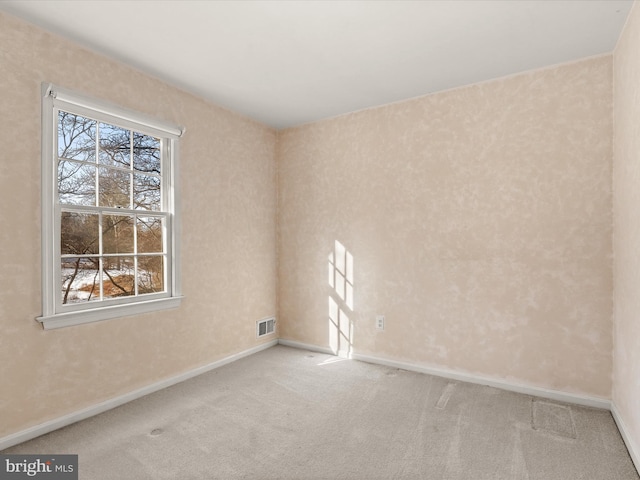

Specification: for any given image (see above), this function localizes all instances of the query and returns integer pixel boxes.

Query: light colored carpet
[3,345,639,479]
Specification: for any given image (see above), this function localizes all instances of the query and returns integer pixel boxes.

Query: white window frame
[38,83,184,330]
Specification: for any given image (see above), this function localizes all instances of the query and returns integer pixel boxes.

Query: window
[38,84,183,329]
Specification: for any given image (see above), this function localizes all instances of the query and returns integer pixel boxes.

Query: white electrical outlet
[376,315,385,330]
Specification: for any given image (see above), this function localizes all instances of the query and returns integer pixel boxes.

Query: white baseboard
[275,340,610,409]
[0,339,278,451]
[350,352,611,410]
[611,403,640,475]
[278,338,335,355]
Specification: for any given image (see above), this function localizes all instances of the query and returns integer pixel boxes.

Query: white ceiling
[0,0,633,129]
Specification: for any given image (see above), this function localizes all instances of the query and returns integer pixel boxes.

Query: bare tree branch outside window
[58,111,165,304]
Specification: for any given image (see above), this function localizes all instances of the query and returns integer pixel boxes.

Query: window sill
[36,296,184,330]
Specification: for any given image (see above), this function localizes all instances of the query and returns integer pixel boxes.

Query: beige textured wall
[0,13,277,438]
[278,56,613,398]
[613,1,640,463]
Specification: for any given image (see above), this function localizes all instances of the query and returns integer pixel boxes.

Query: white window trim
[37,83,184,330]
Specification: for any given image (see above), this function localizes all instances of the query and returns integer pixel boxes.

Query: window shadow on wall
[328,240,354,357]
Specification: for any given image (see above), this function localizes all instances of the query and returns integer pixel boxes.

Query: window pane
[134,173,161,210]
[58,112,96,162]
[61,212,99,255]
[61,257,100,304]
[58,161,96,206]
[102,215,134,254]
[99,167,131,208]
[99,122,130,168]
[102,256,135,299]
[133,133,160,174]
[138,255,164,294]
[45,89,180,326]
[137,216,163,253]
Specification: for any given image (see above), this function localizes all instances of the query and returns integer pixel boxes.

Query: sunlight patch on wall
[329,240,354,357]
